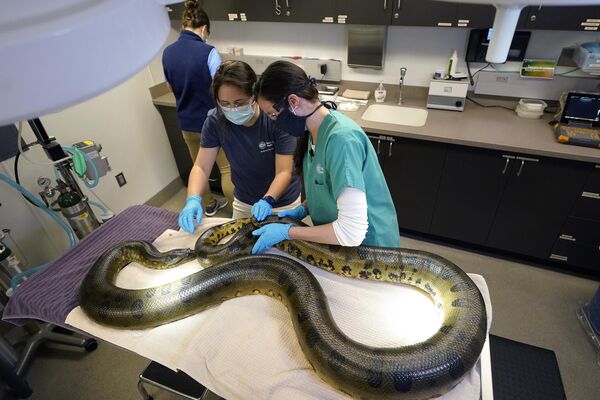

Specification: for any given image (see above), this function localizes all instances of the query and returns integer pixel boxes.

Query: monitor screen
[561,93,600,127]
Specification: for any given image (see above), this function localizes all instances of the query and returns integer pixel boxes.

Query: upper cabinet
[455,4,495,29]
[521,5,600,31]
[169,1,600,31]
[334,0,393,25]
[391,0,457,27]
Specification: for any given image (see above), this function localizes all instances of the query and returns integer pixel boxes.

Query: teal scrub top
[303,110,400,248]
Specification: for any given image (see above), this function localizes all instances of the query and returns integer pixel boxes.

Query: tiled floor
[3,189,599,399]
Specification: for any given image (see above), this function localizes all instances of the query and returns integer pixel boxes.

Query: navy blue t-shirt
[201,108,301,207]
[162,30,215,132]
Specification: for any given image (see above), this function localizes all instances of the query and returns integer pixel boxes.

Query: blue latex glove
[278,205,309,220]
[251,199,273,221]
[178,195,203,233]
[252,223,292,254]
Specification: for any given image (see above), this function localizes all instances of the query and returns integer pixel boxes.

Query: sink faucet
[398,67,407,105]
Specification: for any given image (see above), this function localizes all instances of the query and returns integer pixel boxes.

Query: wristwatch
[262,195,276,207]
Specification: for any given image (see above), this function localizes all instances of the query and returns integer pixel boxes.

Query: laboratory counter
[150,80,600,164]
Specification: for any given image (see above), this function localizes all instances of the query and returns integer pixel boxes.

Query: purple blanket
[2,205,178,327]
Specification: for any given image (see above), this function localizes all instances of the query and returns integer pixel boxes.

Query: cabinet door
[385,137,447,233]
[239,0,285,22]
[430,146,511,245]
[335,0,392,25]
[279,0,336,23]
[486,157,591,259]
[392,0,457,27]
[197,0,241,21]
[524,5,600,30]
[456,4,495,29]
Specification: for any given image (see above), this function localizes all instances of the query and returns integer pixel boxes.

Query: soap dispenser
[375,82,386,103]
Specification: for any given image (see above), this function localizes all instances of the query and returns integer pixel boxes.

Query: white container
[374,82,386,103]
[515,98,547,119]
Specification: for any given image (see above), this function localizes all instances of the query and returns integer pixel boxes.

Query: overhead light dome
[0,0,178,126]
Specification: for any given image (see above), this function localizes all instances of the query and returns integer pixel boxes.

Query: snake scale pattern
[80,216,487,400]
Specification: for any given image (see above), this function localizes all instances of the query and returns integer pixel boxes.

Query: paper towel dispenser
[347,25,386,70]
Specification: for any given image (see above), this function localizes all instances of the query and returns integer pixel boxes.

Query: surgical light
[0,0,178,126]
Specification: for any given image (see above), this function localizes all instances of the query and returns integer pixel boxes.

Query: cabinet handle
[275,0,282,15]
[516,159,525,176]
[398,0,401,9]
[582,191,600,199]
[501,155,514,174]
[383,0,387,10]
[377,139,381,155]
[286,0,290,8]
[501,157,511,174]
[388,141,393,157]
[516,156,539,162]
[550,254,568,262]
[559,234,576,242]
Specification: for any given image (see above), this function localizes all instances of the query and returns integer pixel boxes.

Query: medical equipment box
[573,42,600,74]
[427,80,469,112]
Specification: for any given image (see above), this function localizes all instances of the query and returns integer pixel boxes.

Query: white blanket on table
[66,218,493,400]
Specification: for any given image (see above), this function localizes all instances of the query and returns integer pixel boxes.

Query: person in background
[251,60,400,253]
[178,60,302,233]
[162,0,233,216]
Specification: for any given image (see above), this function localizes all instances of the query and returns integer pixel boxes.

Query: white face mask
[220,101,255,125]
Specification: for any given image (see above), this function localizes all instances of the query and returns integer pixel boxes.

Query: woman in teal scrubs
[251,60,400,253]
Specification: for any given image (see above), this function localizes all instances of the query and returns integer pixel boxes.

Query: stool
[138,361,213,400]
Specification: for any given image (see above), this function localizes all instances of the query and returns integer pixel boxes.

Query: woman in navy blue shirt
[162,1,233,216]
[178,60,302,233]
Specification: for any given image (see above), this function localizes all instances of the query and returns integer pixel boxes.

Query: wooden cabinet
[486,156,590,259]
[522,5,600,31]
[367,134,447,234]
[550,165,600,273]
[456,4,495,29]
[335,0,392,25]
[392,0,457,27]
[170,1,600,31]
[430,146,510,245]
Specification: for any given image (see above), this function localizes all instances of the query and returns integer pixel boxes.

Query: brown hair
[211,60,257,103]
[182,1,210,33]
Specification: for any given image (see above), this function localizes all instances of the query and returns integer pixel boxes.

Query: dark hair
[211,60,257,103]
[255,61,319,176]
[182,1,210,33]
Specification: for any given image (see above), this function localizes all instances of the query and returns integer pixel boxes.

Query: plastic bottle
[374,82,386,103]
[447,49,458,78]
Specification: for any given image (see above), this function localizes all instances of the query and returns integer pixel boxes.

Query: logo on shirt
[259,141,274,153]
[316,163,324,174]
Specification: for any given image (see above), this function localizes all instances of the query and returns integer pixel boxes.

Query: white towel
[66,218,493,399]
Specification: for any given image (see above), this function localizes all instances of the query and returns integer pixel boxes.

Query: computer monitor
[560,92,600,128]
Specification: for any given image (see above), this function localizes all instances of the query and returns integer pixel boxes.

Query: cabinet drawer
[550,239,600,272]
[560,217,600,246]
[572,192,600,221]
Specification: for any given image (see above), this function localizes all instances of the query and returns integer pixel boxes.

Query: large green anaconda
[80,216,487,400]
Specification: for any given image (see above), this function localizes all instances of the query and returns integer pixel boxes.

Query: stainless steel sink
[361,104,428,127]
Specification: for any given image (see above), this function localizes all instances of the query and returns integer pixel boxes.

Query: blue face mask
[220,102,255,125]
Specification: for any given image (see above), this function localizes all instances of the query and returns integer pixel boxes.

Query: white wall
[153,21,600,87]
[0,66,178,267]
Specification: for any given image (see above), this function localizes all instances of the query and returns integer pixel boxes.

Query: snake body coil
[80,217,487,400]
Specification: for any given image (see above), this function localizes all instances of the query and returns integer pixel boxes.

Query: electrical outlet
[115,172,127,187]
